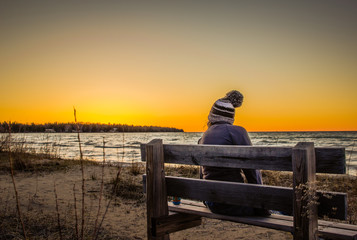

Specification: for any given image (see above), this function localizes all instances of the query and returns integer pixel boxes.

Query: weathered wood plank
[168,203,357,240]
[167,177,292,213]
[318,220,357,232]
[140,143,345,174]
[315,147,345,174]
[146,139,169,240]
[292,142,318,240]
[317,227,357,240]
[168,202,294,232]
[142,175,347,220]
[318,190,348,220]
[271,213,357,234]
[178,199,357,232]
[152,213,201,237]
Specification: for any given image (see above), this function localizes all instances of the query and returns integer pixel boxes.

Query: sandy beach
[0,155,294,240]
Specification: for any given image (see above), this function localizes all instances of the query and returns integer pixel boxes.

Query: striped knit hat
[208,90,244,125]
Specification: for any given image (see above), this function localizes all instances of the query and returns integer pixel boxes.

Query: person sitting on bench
[199,90,270,216]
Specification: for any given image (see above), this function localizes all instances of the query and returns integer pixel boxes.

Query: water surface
[6,131,357,175]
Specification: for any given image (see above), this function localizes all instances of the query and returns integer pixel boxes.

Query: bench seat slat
[318,226,357,240]
[168,202,293,232]
[180,200,357,232]
[140,144,345,174]
[169,202,357,240]
[271,214,357,232]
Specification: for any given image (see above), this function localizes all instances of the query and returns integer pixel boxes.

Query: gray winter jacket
[199,122,262,184]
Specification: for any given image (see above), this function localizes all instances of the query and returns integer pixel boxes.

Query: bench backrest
[141,140,347,219]
[141,139,347,239]
[141,143,345,174]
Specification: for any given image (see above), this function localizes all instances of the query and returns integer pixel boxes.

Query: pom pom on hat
[223,90,243,108]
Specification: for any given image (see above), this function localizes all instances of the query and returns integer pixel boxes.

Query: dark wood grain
[146,139,169,240]
[292,142,318,240]
[141,144,345,174]
[168,201,357,240]
[142,175,347,220]
[152,213,201,237]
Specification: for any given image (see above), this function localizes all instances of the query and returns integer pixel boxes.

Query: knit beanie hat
[208,90,244,125]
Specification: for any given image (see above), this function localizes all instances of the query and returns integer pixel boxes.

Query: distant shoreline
[0,122,184,133]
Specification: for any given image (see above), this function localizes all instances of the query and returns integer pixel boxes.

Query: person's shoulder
[227,124,248,133]
[228,125,251,145]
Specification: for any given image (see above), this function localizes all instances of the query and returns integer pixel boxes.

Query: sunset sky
[1,1,356,132]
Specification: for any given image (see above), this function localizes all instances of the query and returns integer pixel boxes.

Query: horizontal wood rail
[143,175,347,220]
[141,144,345,174]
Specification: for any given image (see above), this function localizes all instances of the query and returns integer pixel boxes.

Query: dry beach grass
[0,151,294,240]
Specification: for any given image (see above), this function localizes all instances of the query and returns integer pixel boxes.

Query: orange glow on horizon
[1,105,356,132]
[1,2,356,132]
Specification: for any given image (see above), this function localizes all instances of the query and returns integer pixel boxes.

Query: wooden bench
[141,139,357,240]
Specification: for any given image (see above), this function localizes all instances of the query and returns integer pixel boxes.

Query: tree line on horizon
[0,122,184,133]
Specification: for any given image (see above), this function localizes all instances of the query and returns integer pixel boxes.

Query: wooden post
[292,142,318,240]
[152,213,202,237]
[146,139,170,240]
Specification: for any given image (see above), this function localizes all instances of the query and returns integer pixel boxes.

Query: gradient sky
[1,1,356,132]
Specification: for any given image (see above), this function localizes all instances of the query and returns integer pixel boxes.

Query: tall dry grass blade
[73,107,83,160]
[96,163,122,239]
[97,132,125,226]
[73,184,79,240]
[54,181,63,240]
[7,121,27,239]
[93,137,106,240]
[74,107,85,240]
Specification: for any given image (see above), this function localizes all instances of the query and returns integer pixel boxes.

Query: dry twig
[73,184,79,240]
[54,181,63,240]
[93,137,106,240]
[8,122,27,239]
[74,107,85,240]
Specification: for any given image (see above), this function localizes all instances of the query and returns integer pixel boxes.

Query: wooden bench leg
[152,213,202,237]
[293,142,318,240]
[146,139,170,240]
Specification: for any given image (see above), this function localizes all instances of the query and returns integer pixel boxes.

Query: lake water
[5,131,357,175]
